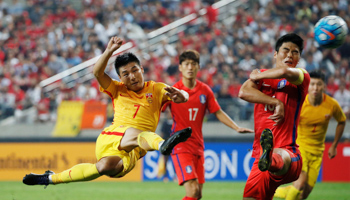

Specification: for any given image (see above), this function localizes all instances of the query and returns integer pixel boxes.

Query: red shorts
[243,149,302,200]
[171,153,205,185]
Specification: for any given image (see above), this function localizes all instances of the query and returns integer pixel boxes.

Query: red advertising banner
[322,142,350,182]
[81,100,107,129]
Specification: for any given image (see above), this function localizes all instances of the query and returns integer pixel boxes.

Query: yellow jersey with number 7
[100,80,171,132]
[296,94,346,155]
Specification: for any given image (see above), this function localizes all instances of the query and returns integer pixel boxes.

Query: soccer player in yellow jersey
[23,36,192,186]
[274,70,346,199]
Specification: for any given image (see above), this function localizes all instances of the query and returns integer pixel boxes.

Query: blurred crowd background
[0,0,350,124]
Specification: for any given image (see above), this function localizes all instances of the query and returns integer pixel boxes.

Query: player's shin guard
[286,185,302,200]
[51,163,100,184]
[137,131,164,151]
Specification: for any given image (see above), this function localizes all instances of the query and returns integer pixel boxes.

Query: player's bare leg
[259,129,292,175]
[301,184,313,199]
[271,148,292,176]
[96,156,124,176]
[119,127,144,152]
[199,184,203,199]
[183,179,202,200]
[285,171,307,200]
[120,127,192,155]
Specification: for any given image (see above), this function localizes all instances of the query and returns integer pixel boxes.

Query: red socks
[182,197,197,200]
[269,153,284,172]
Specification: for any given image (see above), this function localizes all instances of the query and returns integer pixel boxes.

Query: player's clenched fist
[106,36,123,54]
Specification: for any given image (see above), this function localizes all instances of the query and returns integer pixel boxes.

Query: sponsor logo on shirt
[277,79,287,89]
[146,93,153,104]
[185,165,192,174]
[199,94,206,104]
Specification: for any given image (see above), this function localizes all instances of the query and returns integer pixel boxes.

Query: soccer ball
[314,15,348,49]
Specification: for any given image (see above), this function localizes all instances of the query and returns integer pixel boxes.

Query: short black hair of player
[179,50,200,65]
[114,52,141,76]
[275,33,304,55]
[309,70,326,82]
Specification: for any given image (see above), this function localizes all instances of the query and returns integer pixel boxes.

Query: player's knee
[120,128,141,151]
[185,180,200,198]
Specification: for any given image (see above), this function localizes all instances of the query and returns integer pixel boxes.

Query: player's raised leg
[160,127,192,155]
[119,127,191,154]
[259,129,292,175]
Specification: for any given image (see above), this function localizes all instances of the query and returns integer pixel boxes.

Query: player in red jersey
[164,50,253,200]
[238,33,310,200]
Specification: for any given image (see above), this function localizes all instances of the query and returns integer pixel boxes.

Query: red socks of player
[182,197,197,200]
[269,153,284,172]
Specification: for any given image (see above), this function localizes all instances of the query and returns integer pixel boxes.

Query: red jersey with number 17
[165,80,220,155]
[252,68,310,158]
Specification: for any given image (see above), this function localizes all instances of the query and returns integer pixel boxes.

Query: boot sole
[258,129,273,171]
[160,127,192,155]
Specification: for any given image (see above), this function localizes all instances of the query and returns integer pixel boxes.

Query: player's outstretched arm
[328,121,346,159]
[93,36,123,89]
[164,86,189,103]
[214,109,254,133]
[250,68,304,85]
[239,79,284,125]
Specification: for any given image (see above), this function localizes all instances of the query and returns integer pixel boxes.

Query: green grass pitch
[2,181,350,200]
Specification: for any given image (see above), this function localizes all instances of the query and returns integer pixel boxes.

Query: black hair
[309,70,326,82]
[275,33,304,54]
[179,50,200,65]
[114,52,141,76]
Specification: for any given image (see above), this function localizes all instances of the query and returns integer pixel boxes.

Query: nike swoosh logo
[69,170,73,180]
[262,83,271,86]
[321,28,335,40]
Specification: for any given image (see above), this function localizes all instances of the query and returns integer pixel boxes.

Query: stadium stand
[0,0,349,128]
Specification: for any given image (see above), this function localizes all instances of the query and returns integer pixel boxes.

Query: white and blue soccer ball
[314,15,348,49]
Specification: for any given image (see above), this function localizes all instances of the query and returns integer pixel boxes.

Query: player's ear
[273,51,277,59]
[140,65,144,73]
[178,64,183,72]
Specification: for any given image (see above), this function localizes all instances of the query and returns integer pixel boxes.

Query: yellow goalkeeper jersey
[100,80,170,132]
[297,94,346,155]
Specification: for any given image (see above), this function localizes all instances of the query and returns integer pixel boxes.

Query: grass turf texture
[2,181,350,200]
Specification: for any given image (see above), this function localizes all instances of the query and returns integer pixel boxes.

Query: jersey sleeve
[332,98,347,122]
[99,80,121,99]
[206,85,221,113]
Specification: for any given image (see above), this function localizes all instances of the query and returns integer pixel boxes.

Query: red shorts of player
[243,148,302,200]
[171,153,205,185]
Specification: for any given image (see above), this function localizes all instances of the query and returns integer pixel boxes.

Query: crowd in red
[0,0,349,122]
